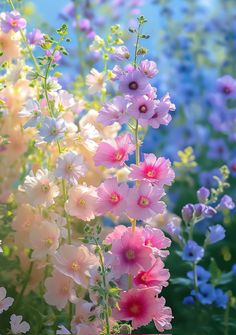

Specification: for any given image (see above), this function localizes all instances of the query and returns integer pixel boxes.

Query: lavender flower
[39,117,66,143]
[214,289,228,309]
[119,69,150,97]
[112,46,130,61]
[97,96,128,126]
[206,224,226,244]
[27,29,44,45]
[182,240,204,262]
[138,59,158,78]
[0,11,26,33]
[19,99,41,128]
[197,187,210,203]
[181,204,194,223]
[217,75,236,98]
[218,195,235,211]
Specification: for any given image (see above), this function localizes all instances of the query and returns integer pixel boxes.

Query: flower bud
[182,204,194,223]
[197,187,210,203]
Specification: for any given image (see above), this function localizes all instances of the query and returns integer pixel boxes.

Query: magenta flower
[134,258,170,291]
[138,59,159,78]
[113,287,158,329]
[97,96,128,126]
[109,228,155,277]
[129,154,175,187]
[93,132,135,168]
[119,69,150,97]
[0,11,26,33]
[126,181,166,220]
[96,177,129,216]
[45,50,62,64]
[27,29,44,45]
[147,93,175,129]
[127,96,155,120]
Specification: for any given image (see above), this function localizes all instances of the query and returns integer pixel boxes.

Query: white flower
[86,68,106,94]
[56,325,71,334]
[10,314,30,334]
[54,90,75,112]
[0,287,14,314]
[89,35,105,52]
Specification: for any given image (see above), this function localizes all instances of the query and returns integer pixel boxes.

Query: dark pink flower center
[139,104,148,113]
[125,249,136,260]
[223,86,231,94]
[138,195,150,208]
[144,165,158,179]
[129,81,138,90]
[231,163,236,171]
[110,192,121,204]
[114,149,125,162]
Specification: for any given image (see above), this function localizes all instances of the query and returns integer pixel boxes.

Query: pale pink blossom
[29,221,60,259]
[71,299,96,333]
[0,287,14,314]
[65,185,97,221]
[129,154,175,187]
[93,133,135,168]
[104,225,128,244]
[126,181,166,220]
[10,314,30,334]
[22,169,59,207]
[109,228,155,277]
[53,244,97,287]
[142,225,171,258]
[153,297,173,332]
[44,270,75,310]
[96,178,128,216]
[86,68,106,94]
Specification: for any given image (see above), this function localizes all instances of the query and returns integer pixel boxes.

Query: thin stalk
[224,299,230,335]
[15,256,33,308]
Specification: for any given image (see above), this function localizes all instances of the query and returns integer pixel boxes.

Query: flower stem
[224,298,230,335]
[15,253,33,309]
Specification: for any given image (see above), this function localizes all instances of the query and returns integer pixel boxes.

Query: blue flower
[232,264,236,276]
[187,266,211,285]
[39,117,66,143]
[192,283,216,305]
[218,195,235,211]
[183,295,195,305]
[207,224,226,244]
[214,288,228,309]
[182,240,204,262]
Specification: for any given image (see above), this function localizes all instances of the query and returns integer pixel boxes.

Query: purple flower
[0,11,26,33]
[182,240,204,262]
[217,75,236,98]
[138,59,158,78]
[207,138,230,161]
[112,46,130,61]
[97,96,128,126]
[197,187,210,203]
[207,224,226,244]
[183,296,194,305]
[119,69,150,97]
[182,204,194,223]
[187,266,211,285]
[147,93,175,129]
[192,283,216,305]
[39,117,66,143]
[78,18,91,32]
[45,50,62,64]
[128,96,155,120]
[214,289,228,309]
[218,195,235,211]
[27,29,44,45]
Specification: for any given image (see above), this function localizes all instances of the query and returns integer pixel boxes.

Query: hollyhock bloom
[53,244,97,287]
[127,96,155,120]
[126,181,165,220]
[214,289,228,309]
[182,240,204,262]
[0,287,14,314]
[27,28,44,45]
[187,266,211,285]
[104,225,128,244]
[10,314,30,334]
[54,90,75,112]
[55,151,87,185]
[93,133,135,168]
[65,185,97,221]
[96,178,128,216]
[78,18,91,32]
[0,11,26,33]
[206,224,226,244]
[86,68,106,94]
[217,75,236,97]
[147,93,175,129]
[19,99,41,128]
[218,195,235,211]
[39,117,66,143]
[138,59,158,78]
[0,31,20,63]
[23,169,59,207]
[113,287,159,329]
[153,296,173,332]
[119,69,150,97]
[134,258,170,290]
[45,49,62,63]
[71,299,97,333]
[29,221,60,259]
[44,270,75,310]
[112,46,130,60]
[109,228,155,277]
[142,225,171,258]
[97,96,128,126]
[129,154,175,187]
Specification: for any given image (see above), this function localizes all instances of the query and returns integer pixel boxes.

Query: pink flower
[97,96,128,126]
[86,68,106,94]
[119,69,150,97]
[129,154,175,187]
[44,270,75,310]
[109,228,155,277]
[133,258,170,290]
[29,221,60,259]
[45,49,62,63]
[96,178,128,216]
[10,314,30,334]
[138,59,158,78]
[113,287,158,329]
[104,225,128,244]
[147,93,175,129]
[65,185,97,221]
[153,297,173,332]
[142,225,171,258]
[126,181,166,220]
[0,11,26,33]
[93,133,135,168]
[71,299,97,334]
[0,287,14,314]
[53,244,97,287]
[127,96,155,120]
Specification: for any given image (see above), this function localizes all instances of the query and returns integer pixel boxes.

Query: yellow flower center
[71,261,79,271]
[125,249,135,260]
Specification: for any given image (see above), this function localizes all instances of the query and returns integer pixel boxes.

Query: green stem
[224,299,230,335]
[15,257,33,308]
